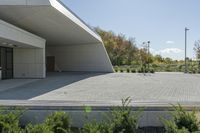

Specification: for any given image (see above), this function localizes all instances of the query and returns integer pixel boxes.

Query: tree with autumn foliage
[94,27,139,66]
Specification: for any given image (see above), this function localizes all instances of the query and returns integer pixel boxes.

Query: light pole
[142,41,150,71]
[147,41,150,70]
[185,27,189,73]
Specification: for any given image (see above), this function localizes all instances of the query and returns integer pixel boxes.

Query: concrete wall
[20,110,172,128]
[0,19,45,48]
[13,48,46,78]
[46,44,113,72]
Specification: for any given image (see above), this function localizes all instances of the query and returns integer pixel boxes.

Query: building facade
[0,0,113,79]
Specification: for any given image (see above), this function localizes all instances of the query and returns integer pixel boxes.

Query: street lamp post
[185,27,189,73]
[147,41,150,70]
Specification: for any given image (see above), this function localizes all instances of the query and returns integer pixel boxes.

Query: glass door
[0,47,13,79]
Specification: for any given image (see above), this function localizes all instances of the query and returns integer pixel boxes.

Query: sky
[61,0,200,60]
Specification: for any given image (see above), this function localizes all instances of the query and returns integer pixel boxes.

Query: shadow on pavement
[0,72,106,100]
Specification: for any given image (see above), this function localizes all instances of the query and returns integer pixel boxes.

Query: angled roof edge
[50,0,103,43]
[0,0,103,43]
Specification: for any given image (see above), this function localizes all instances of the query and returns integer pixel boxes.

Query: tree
[194,40,200,62]
[94,27,138,66]
[194,40,200,70]
[94,26,176,69]
[164,57,173,64]
[153,55,163,63]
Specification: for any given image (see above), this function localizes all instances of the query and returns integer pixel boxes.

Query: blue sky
[61,0,200,60]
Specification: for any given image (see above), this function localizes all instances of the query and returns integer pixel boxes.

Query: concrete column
[13,48,46,78]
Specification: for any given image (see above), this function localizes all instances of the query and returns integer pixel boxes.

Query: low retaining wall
[0,100,199,127]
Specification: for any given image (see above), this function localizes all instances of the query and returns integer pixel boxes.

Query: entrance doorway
[46,56,55,72]
[0,47,13,79]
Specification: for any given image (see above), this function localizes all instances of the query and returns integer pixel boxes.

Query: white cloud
[166,41,175,44]
[160,48,183,54]
[150,48,183,55]
[150,48,183,60]
[150,48,160,55]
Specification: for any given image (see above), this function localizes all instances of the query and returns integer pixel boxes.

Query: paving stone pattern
[0,72,199,103]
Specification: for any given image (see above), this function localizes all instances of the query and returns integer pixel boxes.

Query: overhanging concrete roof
[0,0,102,46]
[0,19,46,48]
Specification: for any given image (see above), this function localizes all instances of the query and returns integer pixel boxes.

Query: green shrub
[120,69,124,73]
[25,124,53,133]
[0,108,24,133]
[45,112,72,133]
[82,97,142,133]
[188,69,197,74]
[114,66,119,73]
[162,119,191,133]
[198,70,200,74]
[192,69,196,74]
[138,67,149,73]
[165,65,172,72]
[82,122,110,133]
[108,97,142,133]
[178,65,183,71]
[138,68,143,73]
[173,105,199,132]
[131,69,136,73]
[150,69,155,73]
[126,68,130,73]
[162,104,200,133]
[152,64,158,68]
[189,71,193,74]
[82,105,110,133]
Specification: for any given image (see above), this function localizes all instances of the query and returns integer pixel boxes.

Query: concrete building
[0,0,113,79]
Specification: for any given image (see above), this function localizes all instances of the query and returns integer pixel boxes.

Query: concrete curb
[0,100,199,110]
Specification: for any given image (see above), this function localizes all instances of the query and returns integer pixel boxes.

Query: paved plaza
[0,72,200,102]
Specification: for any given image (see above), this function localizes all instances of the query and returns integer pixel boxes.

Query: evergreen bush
[131,69,136,73]
[25,124,53,133]
[0,108,24,133]
[162,104,200,133]
[126,68,130,73]
[45,112,72,133]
